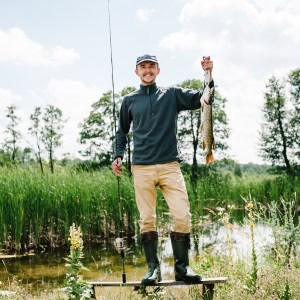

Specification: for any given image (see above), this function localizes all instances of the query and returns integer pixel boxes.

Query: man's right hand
[112,157,123,176]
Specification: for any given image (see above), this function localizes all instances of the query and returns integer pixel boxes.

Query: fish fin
[200,91,205,107]
[206,152,215,165]
[201,102,204,113]
[212,137,216,149]
[199,121,204,132]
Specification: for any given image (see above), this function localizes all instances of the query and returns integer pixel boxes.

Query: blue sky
[0,0,299,164]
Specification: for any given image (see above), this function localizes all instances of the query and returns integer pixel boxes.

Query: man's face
[135,61,160,85]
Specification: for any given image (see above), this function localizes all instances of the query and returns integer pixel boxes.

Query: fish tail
[206,152,215,165]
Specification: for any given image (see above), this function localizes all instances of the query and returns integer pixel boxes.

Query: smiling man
[112,54,214,285]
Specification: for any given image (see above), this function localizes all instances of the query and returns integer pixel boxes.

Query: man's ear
[135,68,139,76]
[157,67,161,75]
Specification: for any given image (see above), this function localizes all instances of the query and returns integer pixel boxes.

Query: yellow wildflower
[68,223,83,250]
[247,201,254,210]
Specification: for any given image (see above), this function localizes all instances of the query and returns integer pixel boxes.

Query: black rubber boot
[141,231,161,285]
[170,231,201,283]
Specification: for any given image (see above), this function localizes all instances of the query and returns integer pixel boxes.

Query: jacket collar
[139,82,157,95]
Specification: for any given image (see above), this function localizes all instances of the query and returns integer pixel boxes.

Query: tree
[259,76,294,175]
[79,91,118,162]
[79,87,136,171]
[3,105,21,162]
[288,68,300,162]
[234,162,242,177]
[177,79,230,179]
[41,105,65,173]
[21,147,34,164]
[28,107,44,174]
[0,149,12,166]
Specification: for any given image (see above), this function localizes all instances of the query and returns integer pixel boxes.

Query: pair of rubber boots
[140,231,201,285]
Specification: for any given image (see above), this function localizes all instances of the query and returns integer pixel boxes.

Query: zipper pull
[147,87,149,95]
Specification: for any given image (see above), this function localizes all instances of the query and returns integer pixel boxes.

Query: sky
[0,0,299,164]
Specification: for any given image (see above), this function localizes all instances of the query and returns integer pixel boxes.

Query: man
[112,54,214,285]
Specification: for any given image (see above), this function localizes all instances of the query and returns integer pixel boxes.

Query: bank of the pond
[0,166,299,250]
[0,220,299,299]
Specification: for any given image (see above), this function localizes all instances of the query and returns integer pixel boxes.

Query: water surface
[0,219,275,293]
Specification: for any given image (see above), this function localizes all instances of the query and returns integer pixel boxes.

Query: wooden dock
[89,277,227,299]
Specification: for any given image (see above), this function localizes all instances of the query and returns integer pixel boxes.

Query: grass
[1,253,299,299]
[0,166,137,251]
[0,164,299,251]
[0,193,299,299]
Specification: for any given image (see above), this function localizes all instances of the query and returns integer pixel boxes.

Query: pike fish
[199,68,215,165]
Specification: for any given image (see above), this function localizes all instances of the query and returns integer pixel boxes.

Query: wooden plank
[88,277,227,287]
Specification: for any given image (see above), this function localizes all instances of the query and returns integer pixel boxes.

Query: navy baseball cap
[136,54,158,66]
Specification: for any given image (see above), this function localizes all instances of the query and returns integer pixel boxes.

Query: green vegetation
[0,69,299,298]
[64,224,94,299]
[259,68,300,175]
[0,162,299,252]
[0,165,137,251]
[0,196,299,300]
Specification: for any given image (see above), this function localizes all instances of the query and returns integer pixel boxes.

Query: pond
[0,216,275,294]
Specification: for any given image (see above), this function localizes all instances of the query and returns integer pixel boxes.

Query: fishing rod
[107,0,126,284]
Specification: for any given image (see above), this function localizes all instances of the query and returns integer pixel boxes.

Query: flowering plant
[65,223,94,300]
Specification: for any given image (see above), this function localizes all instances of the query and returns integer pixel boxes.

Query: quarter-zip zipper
[147,86,154,115]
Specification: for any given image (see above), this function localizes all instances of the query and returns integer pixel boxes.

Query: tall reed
[0,166,137,250]
[0,165,299,250]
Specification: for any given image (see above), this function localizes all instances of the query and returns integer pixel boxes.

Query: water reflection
[0,218,276,292]
[199,222,274,260]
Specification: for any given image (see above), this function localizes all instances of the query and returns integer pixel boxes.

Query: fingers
[201,56,213,71]
[112,164,122,176]
[111,157,123,176]
[113,168,122,176]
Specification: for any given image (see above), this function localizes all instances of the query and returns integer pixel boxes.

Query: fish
[199,68,215,165]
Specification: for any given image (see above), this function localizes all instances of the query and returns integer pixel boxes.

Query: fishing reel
[114,237,126,253]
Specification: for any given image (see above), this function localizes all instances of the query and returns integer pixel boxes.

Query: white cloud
[1,81,101,157]
[0,88,22,111]
[136,8,155,22]
[0,27,80,67]
[160,31,200,51]
[161,0,300,75]
[160,0,300,163]
[45,78,102,156]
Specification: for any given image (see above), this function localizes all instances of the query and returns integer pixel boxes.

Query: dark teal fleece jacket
[115,81,214,165]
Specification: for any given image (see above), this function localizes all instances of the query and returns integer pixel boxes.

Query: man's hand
[112,157,123,176]
[201,56,213,81]
[201,56,213,71]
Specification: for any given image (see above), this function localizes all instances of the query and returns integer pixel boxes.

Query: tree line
[0,70,299,175]
[259,68,300,175]
[1,105,65,174]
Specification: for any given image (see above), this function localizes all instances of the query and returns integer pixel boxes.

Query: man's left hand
[201,56,213,72]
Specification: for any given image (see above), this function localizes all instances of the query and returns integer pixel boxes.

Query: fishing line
[107,0,126,283]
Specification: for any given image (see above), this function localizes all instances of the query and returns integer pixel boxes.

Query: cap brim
[136,59,158,65]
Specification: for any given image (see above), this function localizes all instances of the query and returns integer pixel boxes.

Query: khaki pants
[131,161,191,234]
